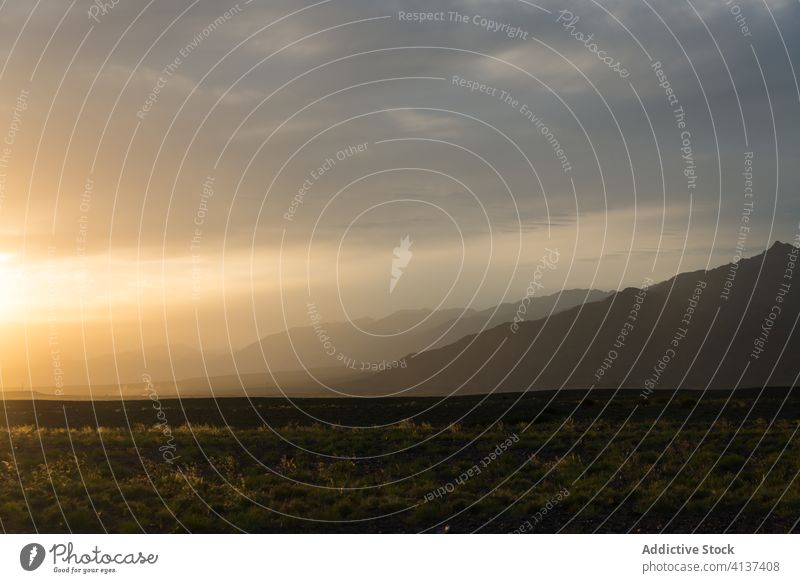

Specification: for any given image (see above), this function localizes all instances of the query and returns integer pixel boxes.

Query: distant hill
[211,289,611,377]
[343,242,800,396]
[1,289,609,394]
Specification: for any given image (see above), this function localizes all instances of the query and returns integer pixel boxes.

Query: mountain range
[4,287,610,397]
[341,241,800,396]
[7,242,798,399]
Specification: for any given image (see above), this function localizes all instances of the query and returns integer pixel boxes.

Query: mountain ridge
[341,241,800,395]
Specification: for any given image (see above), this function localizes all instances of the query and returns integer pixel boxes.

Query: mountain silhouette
[6,289,608,393]
[343,242,800,396]
[210,289,610,377]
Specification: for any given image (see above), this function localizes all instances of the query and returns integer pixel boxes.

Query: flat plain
[1,388,798,533]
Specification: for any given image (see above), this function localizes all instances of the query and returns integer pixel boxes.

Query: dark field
[1,388,799,533]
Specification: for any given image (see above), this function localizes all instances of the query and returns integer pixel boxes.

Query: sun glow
[0,253,24,321]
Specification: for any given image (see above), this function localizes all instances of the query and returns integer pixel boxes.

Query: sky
[0,0,798,360]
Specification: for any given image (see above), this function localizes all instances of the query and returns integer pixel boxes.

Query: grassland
[0,388,798,533]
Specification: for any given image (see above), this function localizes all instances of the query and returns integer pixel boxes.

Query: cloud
[0,0,798,341]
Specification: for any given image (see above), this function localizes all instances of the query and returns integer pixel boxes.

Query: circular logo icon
[20,543,46,571]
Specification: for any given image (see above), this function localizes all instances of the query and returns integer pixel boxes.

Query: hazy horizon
[1,0,799,388]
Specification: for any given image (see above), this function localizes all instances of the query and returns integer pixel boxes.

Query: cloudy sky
[0,0,798,356]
